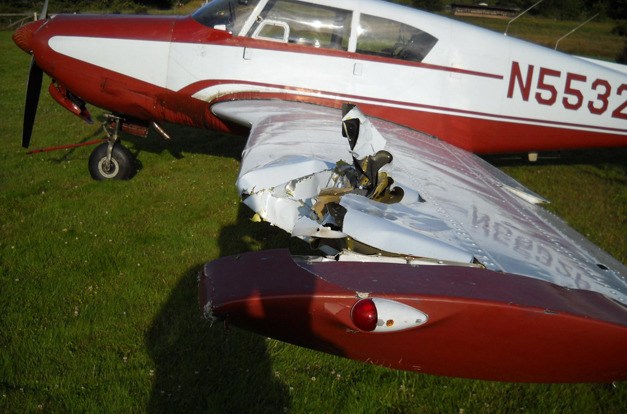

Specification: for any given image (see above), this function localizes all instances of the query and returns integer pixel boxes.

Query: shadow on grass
[145,265,290,413]
[123,123,248,162]
[44,119,246,173]
[52,117,627,183]
[483,147,627,170]
[145,205,294,413]
[483,147,627,188]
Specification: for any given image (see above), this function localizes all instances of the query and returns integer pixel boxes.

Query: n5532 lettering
[506,61,627,119]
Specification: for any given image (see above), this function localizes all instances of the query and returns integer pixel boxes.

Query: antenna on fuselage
[504,0,544,36]
[554,13,599,50]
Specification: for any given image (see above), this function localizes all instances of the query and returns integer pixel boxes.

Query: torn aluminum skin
[212,100,627,305]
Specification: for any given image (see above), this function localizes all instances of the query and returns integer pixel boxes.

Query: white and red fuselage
[13,0,627,153]
[12,0,627,383]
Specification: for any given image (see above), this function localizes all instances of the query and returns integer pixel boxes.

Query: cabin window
[248,0,351,50]
[356,14,437,62]
[253,20,290,42]
[193,0,262,35]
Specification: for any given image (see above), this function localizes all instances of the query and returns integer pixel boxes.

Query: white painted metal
[43,1,627,303]
[47,0,627,139]
[49,36,170,88]
[371,298,429,333]
[213,99,627,304]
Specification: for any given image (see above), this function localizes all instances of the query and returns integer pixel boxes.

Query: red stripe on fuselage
[184,79,627,152]
[32,15,627,153]
[184,79,627,133]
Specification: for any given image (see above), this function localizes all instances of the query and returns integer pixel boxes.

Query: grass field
[1,9,626,414]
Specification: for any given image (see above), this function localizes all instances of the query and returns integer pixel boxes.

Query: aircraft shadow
[483,147,627,170]
[48,115,627,182]
[124,123,247,162]
[483,147,627,189]
[98,112,249,162]
[145,206,295,413]
[46,118,246,165]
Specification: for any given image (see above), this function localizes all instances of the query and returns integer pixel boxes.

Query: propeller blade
[23,57,43,148]
[40,0,49,20]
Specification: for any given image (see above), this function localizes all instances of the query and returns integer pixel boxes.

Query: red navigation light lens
[351,298,378,331]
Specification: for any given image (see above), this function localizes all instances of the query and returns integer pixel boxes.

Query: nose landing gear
[26,112,170,180]
[87,114,148,180]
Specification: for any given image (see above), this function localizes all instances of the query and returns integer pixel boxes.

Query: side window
[248,0,351,50]
[253,20,290,42]
[356,14,437,62]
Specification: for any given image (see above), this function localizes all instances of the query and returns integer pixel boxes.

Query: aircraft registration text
[507,61,627,120]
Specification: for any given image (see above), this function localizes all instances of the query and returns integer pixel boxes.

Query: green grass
[1,14,626,414]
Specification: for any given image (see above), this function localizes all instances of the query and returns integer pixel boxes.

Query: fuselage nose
[13,20,46,54]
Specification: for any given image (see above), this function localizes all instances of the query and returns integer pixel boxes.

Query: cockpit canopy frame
[192,0,438,63]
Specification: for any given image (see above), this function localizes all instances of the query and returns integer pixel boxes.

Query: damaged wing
[212,100,627,305]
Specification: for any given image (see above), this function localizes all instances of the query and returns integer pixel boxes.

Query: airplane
[13,0,627,382]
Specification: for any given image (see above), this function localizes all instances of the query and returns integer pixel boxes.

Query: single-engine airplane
[13,0,627,382]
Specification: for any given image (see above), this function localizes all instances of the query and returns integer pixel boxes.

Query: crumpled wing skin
[213,100,626,305]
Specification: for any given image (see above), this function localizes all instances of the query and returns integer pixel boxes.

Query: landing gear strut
[88,115,136,180]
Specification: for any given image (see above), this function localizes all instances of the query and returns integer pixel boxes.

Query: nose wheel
[88,114,136,180]
[88,142,135,180]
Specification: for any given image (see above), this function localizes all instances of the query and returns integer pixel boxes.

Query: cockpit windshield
[192,0,261,35]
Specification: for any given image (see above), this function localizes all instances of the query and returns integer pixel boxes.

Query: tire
[88,142,136,180]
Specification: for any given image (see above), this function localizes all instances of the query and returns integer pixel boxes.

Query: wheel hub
[98,157,119,178]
